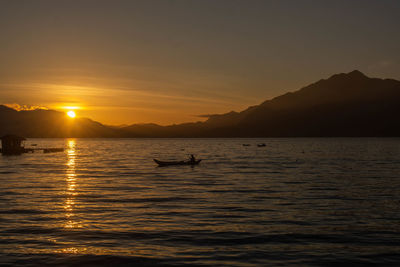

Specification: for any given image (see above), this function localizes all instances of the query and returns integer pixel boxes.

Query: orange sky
[1,1,399,125]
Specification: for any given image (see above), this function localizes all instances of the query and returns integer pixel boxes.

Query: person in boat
[189,154,196,163]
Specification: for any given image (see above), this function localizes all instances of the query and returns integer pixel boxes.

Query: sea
[1,138,400,266]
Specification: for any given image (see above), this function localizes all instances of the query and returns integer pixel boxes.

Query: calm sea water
[1,138,400,266]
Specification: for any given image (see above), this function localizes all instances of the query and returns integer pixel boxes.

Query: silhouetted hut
[1,135,26,155]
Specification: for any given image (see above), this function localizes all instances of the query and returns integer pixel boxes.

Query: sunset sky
[1,0,399,125]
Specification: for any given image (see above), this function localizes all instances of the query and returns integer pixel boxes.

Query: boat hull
[154,159,201,166]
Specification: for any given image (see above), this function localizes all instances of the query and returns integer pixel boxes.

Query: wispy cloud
[4,103,48,111]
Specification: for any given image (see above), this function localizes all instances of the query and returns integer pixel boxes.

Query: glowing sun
[67,111,76,118]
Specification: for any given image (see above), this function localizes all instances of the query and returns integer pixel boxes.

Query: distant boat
[154,159,201,166]
[242,144,251,146]
[257,143,266,147]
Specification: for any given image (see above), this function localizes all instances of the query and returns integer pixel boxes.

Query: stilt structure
[0,135,26,155]
[1,134,64,155]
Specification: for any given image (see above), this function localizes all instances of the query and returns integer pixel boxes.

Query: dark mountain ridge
[1,70,400,137]
[122,70,400,137]
[0,105,120,137]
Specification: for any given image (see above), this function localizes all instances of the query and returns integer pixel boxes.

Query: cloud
[4,103,48,111]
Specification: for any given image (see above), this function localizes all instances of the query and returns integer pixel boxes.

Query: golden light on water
[55,247,88,254]
[64,139,82,230]
[66,140,76,194]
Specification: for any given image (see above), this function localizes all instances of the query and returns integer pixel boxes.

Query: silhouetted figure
[189,154,196,163]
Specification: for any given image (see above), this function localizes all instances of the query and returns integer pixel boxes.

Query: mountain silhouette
[121,70,400,137]
[0,105,119,137]
[1,70,400,137]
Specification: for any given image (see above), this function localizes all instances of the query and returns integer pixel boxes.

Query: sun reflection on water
[64,139,82,229]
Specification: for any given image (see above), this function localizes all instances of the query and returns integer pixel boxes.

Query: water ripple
[1,138,400,266]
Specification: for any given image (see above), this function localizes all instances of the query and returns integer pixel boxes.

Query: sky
[0,0,399,125]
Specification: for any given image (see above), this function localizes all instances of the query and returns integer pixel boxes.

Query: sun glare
[67,111,76,118]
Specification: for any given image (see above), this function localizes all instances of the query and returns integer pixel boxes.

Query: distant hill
[1,70,400,137]
[0,105,119,137]
[122,70,400,137]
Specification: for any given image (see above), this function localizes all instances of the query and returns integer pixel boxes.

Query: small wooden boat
[257,143,266,147]
[154,159,201,166]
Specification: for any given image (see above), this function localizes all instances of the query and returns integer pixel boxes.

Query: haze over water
[1,138,400,266]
